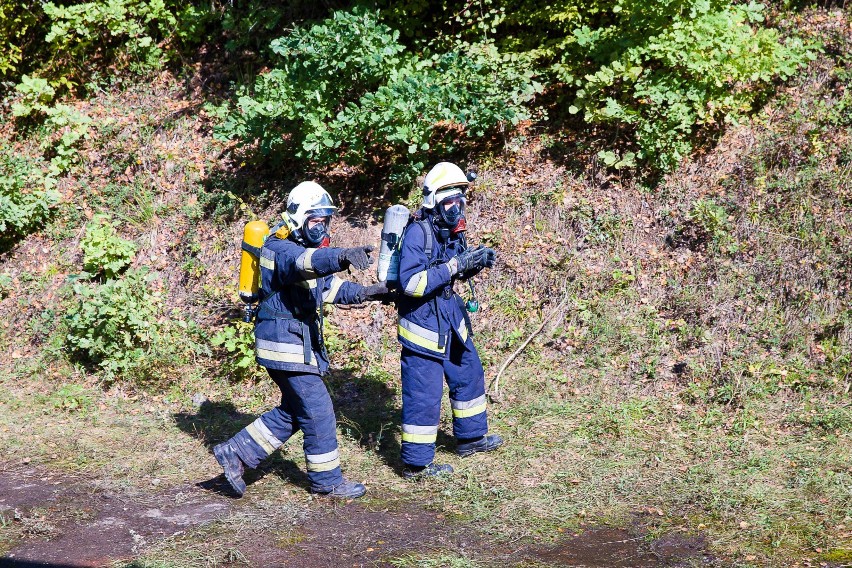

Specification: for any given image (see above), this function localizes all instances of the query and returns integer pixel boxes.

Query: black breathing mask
[437,194,466,233]
[303,215,331,248]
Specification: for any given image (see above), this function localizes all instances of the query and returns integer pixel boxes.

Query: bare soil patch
[527,527,716,567]
[0,466,729,567]
[1,467,229,566]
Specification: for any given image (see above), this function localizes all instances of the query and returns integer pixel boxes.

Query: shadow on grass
[323,368,406,474]
[172,398,311,496]
[172,368,407,492]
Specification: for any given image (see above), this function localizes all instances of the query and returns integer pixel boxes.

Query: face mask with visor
[437,193,466,232]
[303,213,332,247]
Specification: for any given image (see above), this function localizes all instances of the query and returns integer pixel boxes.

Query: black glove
[339,245,375,270]
[452,245,496,276]
[357,281,396,303]
[459,248,496,279]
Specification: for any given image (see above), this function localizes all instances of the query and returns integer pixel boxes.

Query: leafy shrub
[0,1,202,97]
[688,199,729,241]
[213,7,539,185]
[0,1,44,78]
[42,0,193,81]
[49,384,93,413]
[210,321,263,381]
[43,105,92,176]
[81,215,138,279]
[562,1,813,171]
[11,75,56,116]
[381,0,812,172]
[65,269,162,379]
[0,144,59,244]
[12,76,92,176]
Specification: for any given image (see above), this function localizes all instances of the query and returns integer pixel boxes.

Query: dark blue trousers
[400,333,489,466]
[229,369,343,489]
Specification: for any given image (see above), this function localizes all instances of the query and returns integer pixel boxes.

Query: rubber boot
[213,441,247,497]
[311,479,366,499]
[456,434,504,457]
[402,462,454,479]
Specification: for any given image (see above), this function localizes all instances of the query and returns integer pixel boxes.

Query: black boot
[213,442,247,497]
[456,434,504,457]
[402,462,454,479]
[310,479,366,498]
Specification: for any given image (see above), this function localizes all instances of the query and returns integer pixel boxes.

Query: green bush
[380,0,813,172]
[0,1,44,79]
[12,76,92,177]
[213,7,539,185]
[65,269,162,379]
[81,215,138,279]
[563,1,813,171]
[42,0,196,81]
[0,1,203,96]
[210,321,262,382]
[0,144,59,243]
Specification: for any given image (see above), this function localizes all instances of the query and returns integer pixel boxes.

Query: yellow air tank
[239,220,270,304]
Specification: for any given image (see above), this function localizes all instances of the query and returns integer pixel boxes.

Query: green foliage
[65,269,162,379]
[210,321,262,381]
[0,144,59,243]
[0,1,40,77]
[12,76,92,177]
[49,384,93,413]
[81,215,138,279]
[43,104,92,176]
[42,0,185,79]
[213,7,539,185]
[563,1,814,171]
[0,0,201,97]
[11,75,56,116]
[0,272,10,298]
[381,0,813,172]
[688,198,729,241]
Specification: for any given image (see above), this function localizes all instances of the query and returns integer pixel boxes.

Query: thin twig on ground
[489,295,570,399]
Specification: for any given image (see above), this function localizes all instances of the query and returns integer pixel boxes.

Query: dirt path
[0,467,718,567]
[0,467,230,566]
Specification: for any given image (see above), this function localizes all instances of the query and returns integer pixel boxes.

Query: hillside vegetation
[0,2,849,567]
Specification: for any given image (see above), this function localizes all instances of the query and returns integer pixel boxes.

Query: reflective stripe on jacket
[254,235,364,374]
[395,216,472,359]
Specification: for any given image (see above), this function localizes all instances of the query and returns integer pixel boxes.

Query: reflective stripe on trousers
[400,333,488,467]
[229,369,343,488]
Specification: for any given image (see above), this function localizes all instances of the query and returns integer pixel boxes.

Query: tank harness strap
[303,321,312,365]
[416,218,445,350]
[381,232,400,249]
[416,218,434,260]
[241,241,262,257]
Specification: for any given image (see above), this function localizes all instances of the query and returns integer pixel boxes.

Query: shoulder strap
[241,240,262,257]
[416,218,433,260]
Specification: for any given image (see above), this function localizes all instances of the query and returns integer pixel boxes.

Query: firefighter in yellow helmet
[394,163,502,478]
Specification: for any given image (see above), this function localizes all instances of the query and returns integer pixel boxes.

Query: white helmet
[422,162,469,210]
[285,181,337,245]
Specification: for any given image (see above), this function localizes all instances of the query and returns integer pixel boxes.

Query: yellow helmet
[422,162,469,209]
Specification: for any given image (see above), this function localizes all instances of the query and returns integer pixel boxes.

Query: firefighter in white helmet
[214,181,389,498]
